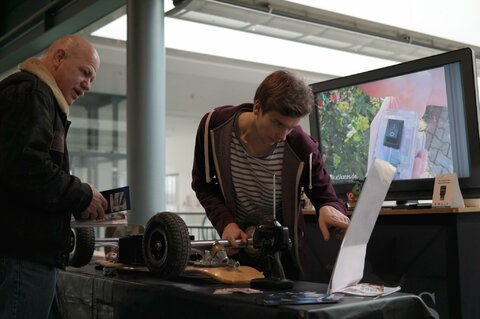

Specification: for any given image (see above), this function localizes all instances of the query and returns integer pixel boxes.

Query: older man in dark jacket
[0,35,107,319]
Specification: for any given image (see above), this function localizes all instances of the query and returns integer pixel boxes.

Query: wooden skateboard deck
[95,259,264,285]
[185,265,264,285]
[96,259,149,272]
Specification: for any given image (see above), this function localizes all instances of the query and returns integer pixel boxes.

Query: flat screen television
[309,47,480,203]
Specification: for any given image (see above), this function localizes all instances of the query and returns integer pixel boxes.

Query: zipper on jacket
[294,161,305,277]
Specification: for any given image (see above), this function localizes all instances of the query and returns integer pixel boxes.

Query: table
[303,207,480,319]
[56,264,432,319]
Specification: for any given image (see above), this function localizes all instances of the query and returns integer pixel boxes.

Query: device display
[309,48,480,201]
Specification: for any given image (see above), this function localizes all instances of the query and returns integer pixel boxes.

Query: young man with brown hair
[192,70,349,280]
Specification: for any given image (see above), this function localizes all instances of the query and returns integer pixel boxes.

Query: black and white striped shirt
[231,124,284,226]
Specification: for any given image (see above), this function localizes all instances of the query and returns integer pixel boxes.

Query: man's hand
[78,184,108,220]
[222,222,248,255]
[318,205,350,241]
[412,149,428,178]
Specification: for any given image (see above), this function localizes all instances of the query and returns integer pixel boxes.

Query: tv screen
[309,48,480,203]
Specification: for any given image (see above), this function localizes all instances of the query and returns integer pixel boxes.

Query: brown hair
[254,70,313,117]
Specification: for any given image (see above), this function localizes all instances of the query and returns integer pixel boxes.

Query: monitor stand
[396,200,418,206]
[384,200,432,210]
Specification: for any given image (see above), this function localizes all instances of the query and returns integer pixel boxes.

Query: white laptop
[260,159,397,306]
[327,159,398,297]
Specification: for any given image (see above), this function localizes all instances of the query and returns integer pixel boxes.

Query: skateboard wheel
[143,212,191,279]
[69,227,95,267]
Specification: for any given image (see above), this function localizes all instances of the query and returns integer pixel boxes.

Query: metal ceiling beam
[169,0,480,62]
[0,0,126,75]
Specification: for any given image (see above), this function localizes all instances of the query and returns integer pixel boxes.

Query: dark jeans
[0,256,60,319]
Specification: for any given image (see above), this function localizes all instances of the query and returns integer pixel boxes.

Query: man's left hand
[318,205,349,241]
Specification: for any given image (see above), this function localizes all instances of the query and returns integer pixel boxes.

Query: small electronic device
[383,118,404,149]
[374,109,420,179]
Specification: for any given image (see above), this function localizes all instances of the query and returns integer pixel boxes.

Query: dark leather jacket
[0,65,92,268]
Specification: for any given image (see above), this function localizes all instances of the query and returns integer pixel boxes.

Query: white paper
[336,283,401,297]
[432,173,465,208]
[70,212,128,227]
[328,159,396,294]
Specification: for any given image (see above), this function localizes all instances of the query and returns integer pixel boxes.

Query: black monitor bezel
[309,48,480,202]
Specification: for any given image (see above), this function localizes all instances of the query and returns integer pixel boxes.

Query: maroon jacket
[192,104,346,278]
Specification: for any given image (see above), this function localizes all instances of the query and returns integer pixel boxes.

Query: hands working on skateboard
[221,222,249,255]
[221,205,349,256]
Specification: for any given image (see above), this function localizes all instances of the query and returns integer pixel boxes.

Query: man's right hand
[222,222,248,255]
[78,184,108,220]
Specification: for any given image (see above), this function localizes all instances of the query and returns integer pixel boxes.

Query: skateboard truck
[193,221,294,289]
[184,219,293,289]
[189,242,240,270]
[188,221,293,289]
[190,221,292,289]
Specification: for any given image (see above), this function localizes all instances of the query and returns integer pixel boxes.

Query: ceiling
[167,0,480,62]
[2,0,479,119]
[83,36,334,118]
[76,0,480,118]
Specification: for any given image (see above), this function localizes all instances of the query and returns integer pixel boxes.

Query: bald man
[0,35,107,318]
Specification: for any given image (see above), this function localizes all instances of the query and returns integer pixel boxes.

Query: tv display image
[309,48,480,203]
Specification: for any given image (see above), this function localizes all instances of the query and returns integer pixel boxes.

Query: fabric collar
[18,57,69,116]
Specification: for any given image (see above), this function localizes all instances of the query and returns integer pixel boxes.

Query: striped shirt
[231,122,284,227]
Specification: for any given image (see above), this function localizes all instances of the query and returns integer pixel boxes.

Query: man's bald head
[41,35,100,105]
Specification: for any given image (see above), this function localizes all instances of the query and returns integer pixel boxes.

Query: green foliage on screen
[315,86,381,183]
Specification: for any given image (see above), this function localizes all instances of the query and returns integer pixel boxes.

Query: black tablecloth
[57,264,433,319]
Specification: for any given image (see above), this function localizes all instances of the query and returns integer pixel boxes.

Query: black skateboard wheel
[69,227,95,267]
[143,212,191,279]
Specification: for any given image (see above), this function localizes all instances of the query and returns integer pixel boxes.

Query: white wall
[166,115,203,212]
